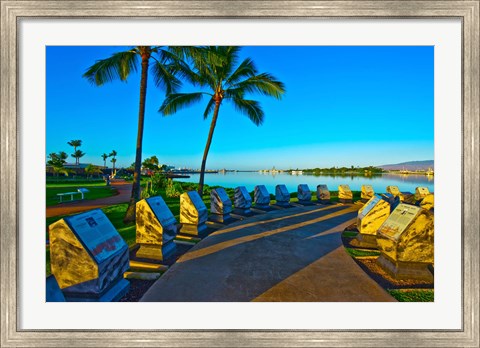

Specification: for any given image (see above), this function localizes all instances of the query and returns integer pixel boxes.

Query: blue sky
[46,46,433,170]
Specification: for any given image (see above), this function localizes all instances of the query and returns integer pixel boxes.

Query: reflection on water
[175,172,434,194]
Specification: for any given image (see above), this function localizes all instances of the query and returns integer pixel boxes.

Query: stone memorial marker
[275,184,290,207]
[316,184,331,204]
[254,185,271,209]
[361,185,375,202]
[180,191,208,237]
[338,184,353,203]
[415,187,430,201]
[210,187,233,223]
[380,193,401,212]
[355,194,391,248]
[376,203,434,281]
[297,184,312,204]
[420,194,434,211]
[386,185,404,202]
[49,209,130,301]
[136,196,177,261]
[234,186,252,214]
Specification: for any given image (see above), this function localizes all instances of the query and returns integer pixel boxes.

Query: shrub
[166,179,184,198]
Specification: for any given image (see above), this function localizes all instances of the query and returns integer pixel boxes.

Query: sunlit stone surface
[234,186,252,213]
[355,194,391,248]
[297,184,312,203]
[380,193,401,212]
[136,196,177,261]
[254,185,270,208]
[338,184,353,203]
[210,187,233,223]
[316,184,331,204]
[49,209,130,301]
[361,185,375,202]
[275,184,290,207]
[415,187,430,201]
[376,204,434,281]
[180,191,208,237]
[386,185,404,202]
[420,194,434,211]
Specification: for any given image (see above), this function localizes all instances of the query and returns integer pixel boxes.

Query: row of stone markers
[47,182,433,301]
[354,186,434,282]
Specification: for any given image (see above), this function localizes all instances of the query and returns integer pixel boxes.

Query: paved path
[141,204,396,302]
[46,180,132,218]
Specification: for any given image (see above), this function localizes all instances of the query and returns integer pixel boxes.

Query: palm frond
[229,73,286,99]
[159,92,205,116]
[151,60,182,95]
[83,50,139,86]
[203,97,216,119]
[231,98,265,126]
[225,58,257,87]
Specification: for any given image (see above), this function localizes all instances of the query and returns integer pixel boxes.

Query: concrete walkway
[46,180,132,218]
[141,204,396,302]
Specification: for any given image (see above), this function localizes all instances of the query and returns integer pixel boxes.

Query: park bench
[57,188,89,203]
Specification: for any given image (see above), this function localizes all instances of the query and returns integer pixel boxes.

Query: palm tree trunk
[124,48,151,224]
[198,101,221,196]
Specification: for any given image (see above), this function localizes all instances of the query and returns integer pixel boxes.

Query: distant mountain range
[378,160,434,171]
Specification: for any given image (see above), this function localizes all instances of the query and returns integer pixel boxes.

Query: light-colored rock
[376,204,434,281]
[254,185,270,208]
[275,184,290,206]
[180,191,208,236]
[234,186,252,212]
[49,209,129,300]
[136,196,177,261]
[415,187,430,201]
[338,184,353,203]
[420,194,434,211]
[361,185,375,201]
[355,194,391,248]
[316,184,330,203]
[386,185,404,202]
[210,188,232,222]
[297,184,312,203]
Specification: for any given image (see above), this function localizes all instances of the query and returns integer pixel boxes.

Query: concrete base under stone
[180,223,208,238]
[339,199,353,204]
[316,199,331,205]
[63,278,130,302]
[355,233,378,249]
[136,242,176,261]
[209,213,233,223]
[377,254,434,282]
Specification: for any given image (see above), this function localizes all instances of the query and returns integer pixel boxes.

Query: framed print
[1,1,478,347]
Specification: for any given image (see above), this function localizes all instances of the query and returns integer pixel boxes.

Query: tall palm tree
[110,157,117,175]
[71,149,85,165]
[109,150,117,174]
[101,153,109,168]
[83,46,182,223]
[159,46,286,195]
[67,140,82,164]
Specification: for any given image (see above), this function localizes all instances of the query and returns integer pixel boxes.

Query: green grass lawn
[388,289,434,302]
[344,247,381,258]
[46,182,117,206]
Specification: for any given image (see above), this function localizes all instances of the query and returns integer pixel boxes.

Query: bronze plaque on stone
[358,194,381,220]
[378,204,421,240]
